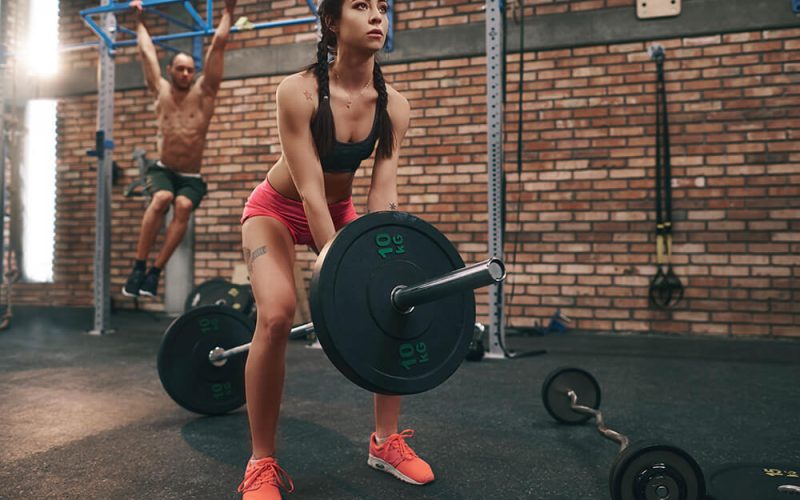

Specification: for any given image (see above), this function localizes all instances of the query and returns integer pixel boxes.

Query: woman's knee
[252,310,295,348]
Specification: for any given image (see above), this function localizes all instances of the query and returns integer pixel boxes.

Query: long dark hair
[309,0,394,161]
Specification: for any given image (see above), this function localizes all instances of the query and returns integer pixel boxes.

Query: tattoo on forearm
[304,90,312,101]
[242,245,268,274]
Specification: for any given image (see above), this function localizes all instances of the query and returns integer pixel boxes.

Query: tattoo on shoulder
[243,245,268,274]
[303,90,312,101]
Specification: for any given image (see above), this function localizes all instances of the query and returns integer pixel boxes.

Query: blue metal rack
[80,0,395,62]
[81,0,320,70]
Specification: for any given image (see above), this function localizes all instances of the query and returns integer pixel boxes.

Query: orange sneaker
[237,456,294,499]
[367,429,435,485]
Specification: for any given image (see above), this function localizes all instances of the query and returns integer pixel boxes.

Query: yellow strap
[666,233,673,262]
[656,234,664,264]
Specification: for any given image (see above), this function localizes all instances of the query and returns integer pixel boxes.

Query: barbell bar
[207,257,503,366]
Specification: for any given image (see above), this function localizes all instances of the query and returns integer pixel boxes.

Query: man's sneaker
[367,429,434,485]
[122,267,145,297]
[237,457,294,499]
[139,269,160,297]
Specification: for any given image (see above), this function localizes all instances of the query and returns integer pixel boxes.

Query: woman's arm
[276,75,336,250]
[368,87,410,213]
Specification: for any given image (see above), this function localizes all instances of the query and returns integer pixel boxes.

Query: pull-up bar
[80,0,320,56]
[80,0,395,57]
[1,1,395,63]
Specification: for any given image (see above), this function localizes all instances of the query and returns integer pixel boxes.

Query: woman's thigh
[241,216,297,328]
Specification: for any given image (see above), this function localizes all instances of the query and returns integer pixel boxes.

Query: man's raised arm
[199,0,236,96]
[131,0,166,95]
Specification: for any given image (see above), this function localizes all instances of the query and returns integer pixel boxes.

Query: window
[18,0,59,282]
[21,100,57,282]
[24,0,60,77]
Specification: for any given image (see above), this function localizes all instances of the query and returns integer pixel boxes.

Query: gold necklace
[333,68,372,109]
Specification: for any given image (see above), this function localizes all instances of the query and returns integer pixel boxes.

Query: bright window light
[24,0,60,77]
[21,100,57,283]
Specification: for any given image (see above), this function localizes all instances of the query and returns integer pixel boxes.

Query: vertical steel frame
[0,0,6,283]
[386,0,394,52]
[485,0,506,358]
[90,3,116,335]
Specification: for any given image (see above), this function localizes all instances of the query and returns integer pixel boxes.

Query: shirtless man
[123,0,236,298]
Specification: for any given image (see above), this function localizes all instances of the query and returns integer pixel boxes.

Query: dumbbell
[541,367,706,500]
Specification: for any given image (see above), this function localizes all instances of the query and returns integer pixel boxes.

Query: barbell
[157,211,505,414]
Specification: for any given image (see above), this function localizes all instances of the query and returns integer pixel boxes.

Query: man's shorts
[145,161,208,209]
[241,178,358,249]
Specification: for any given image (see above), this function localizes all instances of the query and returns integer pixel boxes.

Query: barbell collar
[391,257,506,313]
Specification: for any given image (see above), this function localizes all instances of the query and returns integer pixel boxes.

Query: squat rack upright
[485,0,506,358]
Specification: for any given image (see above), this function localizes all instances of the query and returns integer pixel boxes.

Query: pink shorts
[241,178,358,248]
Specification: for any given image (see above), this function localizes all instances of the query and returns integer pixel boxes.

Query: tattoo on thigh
[243,245,268,274]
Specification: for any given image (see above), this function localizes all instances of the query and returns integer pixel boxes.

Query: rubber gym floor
[0,306,798,500]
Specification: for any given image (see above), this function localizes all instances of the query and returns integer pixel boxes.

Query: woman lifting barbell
[238,0,433,498]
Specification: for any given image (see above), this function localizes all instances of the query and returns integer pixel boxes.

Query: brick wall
[16,1,800,337]
[392,0,636,29]
[497,31,800,336]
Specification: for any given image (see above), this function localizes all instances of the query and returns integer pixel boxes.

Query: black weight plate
[229,284,254,315]
[185,279,253,315]
[706,463,800,500]
[541,367,601,424]
[184,278,229,311]
[465,339,485,362]
[465,323,485,362]
[157,305,254,415]
[610,441,706,500]
[310,211,474,395]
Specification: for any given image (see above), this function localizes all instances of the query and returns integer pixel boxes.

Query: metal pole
[485,0,506,358]
[0,125,6,285]
[209,321,488,365]
[385,0,394,52]
[90,3,116,335]
[209,322,315,365]
[0,0,7,283]
[391,258,506,312]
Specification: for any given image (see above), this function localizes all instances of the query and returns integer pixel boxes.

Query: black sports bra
[319,108,379,174]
